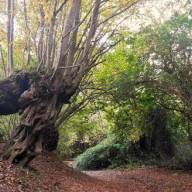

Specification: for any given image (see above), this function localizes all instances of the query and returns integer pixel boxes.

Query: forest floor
[0,152,191,192]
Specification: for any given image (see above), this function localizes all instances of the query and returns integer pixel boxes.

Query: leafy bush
[75,135,166,170]
[75,139,129,170]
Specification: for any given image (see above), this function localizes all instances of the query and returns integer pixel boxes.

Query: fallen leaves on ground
[0,153,191,192]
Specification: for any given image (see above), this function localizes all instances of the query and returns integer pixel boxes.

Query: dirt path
[85,168,192,192]
[0,153,191,192]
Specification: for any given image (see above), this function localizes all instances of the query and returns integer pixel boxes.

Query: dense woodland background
[0,0,191,171]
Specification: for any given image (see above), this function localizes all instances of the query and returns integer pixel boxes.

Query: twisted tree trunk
[0,72,75,167]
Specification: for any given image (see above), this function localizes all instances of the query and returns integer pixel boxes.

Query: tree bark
[3,97,59,167]
[0,71,75,167]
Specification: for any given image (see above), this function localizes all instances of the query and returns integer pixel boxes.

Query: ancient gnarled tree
[0,0,139,167]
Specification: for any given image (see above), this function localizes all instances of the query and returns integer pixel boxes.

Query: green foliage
[74,13,192,171]
[75,136,162,170]
[42,5,192,171]
[95,13,192,146]
[57,106,108,159]
[75,138,129,170]
[0,114,19,141]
